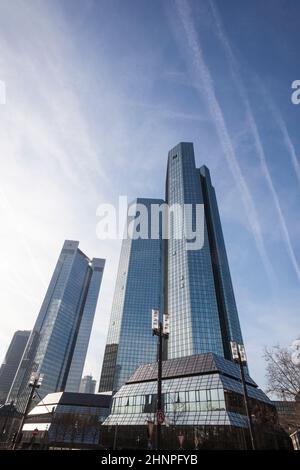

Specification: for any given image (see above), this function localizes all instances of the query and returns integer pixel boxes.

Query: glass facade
[199,165,243,352]
[166,143,224,358]
[166,143,244,360]
[101,353,291,450]
[99,198,164,393]
[106,353,271,427]
[127,352,256,386]
[65,258,105,392]
[79,375,96,394]
[99,143,247,393]
[7,241,105,411]
[20,391,110,449]
[0,330,30,404]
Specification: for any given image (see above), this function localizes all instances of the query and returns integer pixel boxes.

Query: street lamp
[230,342,255,450]
[151,309,169,450]
[29,372,44,388]
[12,372,43,450]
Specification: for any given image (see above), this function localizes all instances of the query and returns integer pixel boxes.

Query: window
[210,389,219,401]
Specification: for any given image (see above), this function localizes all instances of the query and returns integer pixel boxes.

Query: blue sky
[0,0,299,393]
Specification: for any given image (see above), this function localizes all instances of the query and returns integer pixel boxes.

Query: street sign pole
[156,321,163,450]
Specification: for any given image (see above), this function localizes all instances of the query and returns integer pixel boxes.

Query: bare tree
[264,344,300,399]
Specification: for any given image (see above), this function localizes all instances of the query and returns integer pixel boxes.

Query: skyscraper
[99,198,164,393]
[0,330,30,404]
[8,240,105,411]
[166,142,244,360]
[99,143,245,393]
[80,374,96,394]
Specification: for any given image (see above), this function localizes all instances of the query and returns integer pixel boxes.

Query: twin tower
[8,142,245,410]
[99,142,244,393]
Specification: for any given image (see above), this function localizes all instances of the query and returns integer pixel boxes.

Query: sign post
[151,309,169,450]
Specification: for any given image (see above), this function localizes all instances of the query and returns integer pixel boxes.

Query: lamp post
[113,422,118,450]
[151,309,169,450]
[230,342,255,450]
[12,372,43,450]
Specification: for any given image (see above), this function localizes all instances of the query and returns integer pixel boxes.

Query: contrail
[274,111,300,187]
[256,82,300,188]
[208,0,300,283]
[174,0,274,280]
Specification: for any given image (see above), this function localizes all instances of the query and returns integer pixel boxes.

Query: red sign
[156,409,165,424]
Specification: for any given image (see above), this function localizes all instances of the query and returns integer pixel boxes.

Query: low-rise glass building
[0,403,22,448]
[20,392,111,449]
[101,353,291,450]
[272,398,300,444]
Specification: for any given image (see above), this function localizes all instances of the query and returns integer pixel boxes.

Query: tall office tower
[0,330,30,404]
[166,142,243,360]
[99,198,164,393]
[8,241,105,411]
[79,374,96,394]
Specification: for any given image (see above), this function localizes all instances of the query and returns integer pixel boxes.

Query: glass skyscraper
[96,143,288,449]
[80,375,96,394]
[0,330,30,404]
[99,198,164,393]
[166,143,243,360]
[8,240,105,411]
[99,142,245,393]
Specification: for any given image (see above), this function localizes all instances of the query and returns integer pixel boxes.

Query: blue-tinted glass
[8,241,104,411]
[99,198,164,392]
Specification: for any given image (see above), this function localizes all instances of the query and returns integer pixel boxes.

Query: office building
[96,142,293,449]
[80,375,96,394]
[0,402,22,444]
[0,330,30,404]
[19,391,111,449]
[101,353,291,449]
[99,143,246,394]
[99,198,164,393]
[165,142,244,360]
[8,240,105,411]
[272,396,300,436]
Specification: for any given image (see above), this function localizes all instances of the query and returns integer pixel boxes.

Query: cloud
[173,0,274,280]
[255,81,300,189]
[0,1,109,194]
[0,0,210,384]
[121,98,208,122]
[0,187,47,287]
[237,285,300,390]
[0,0,298,391]
[208,0,300,284]
[0,0,114,377]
